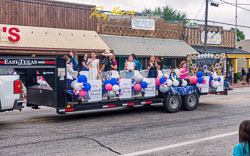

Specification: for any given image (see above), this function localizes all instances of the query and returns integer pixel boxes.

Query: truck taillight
[14,79,21,94]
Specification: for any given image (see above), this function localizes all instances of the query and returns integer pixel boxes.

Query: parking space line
[122,131,238,156]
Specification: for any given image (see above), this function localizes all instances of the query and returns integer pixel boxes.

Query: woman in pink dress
[179,61,189,79]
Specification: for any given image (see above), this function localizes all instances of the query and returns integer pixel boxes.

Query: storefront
[101,34,198,70]
[0,24,112,70]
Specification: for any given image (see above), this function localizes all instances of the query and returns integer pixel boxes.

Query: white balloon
[164,74,169,79]
[75,91,79,94]
[212,81,220,88]
[213,76,219,81]
[173,79,179,87]
[167,79,173,86]
[135,74,143,83]
[107,91,116,98]
[74,83,82,91]
[196,83,203,88]
[112,85,120,92]
[141,88,145,93]
[182,80,188,86]
[71,80,77,88]
[159,85,169,93]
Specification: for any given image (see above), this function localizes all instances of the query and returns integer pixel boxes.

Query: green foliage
[142,5,188,25]
[230,28,245,41]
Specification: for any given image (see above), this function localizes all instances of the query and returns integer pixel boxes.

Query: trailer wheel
[163,94,182,113]
[182,93,199,111]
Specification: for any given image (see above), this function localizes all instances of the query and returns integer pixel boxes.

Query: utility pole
[235,0,238,42]
[204,0,209,54]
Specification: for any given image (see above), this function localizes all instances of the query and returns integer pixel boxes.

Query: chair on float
[141,70,148,78]
[158,70,163,77]
[79,71,89,80]
[111,70,120,78]
[119,70,127,79]
[163,69,171,76]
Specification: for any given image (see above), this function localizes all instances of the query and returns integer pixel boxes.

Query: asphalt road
[0,87,250,156]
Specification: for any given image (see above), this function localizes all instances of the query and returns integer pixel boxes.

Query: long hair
[131,54,137,60]
[239,120,250,154]
[150,56,158,67]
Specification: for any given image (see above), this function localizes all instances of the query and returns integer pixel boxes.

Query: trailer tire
[182,93,199,111]
[163,94,182,113]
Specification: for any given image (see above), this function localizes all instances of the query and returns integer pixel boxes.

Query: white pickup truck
[0,70,23,112]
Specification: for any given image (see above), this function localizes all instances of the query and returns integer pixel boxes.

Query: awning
[101,35,198,57]
[0,24,111,53]
[192,46,250,54]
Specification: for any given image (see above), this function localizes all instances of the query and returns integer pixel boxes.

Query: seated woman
[124,55,135,79]
[179,61,189,79]
[147,56,158,78]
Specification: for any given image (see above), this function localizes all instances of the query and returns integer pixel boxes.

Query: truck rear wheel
[163,94,182,113]
[182,93,199,111]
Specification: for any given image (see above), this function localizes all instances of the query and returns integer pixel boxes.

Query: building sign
[132,18,155,31]
[201,31,222,45]
[89,6,135,20]
[0,26,20,42]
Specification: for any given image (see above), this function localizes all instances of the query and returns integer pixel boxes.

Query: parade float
[0,54,230,114]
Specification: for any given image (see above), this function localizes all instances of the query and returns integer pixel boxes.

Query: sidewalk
[232,82,250,88]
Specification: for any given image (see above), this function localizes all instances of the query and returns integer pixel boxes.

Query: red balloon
[79,90,87,97]
[134,84,142,91]
[202,80,206,84]
[105,84,113,91]
[190,76,198,84]
[156,77,161,86]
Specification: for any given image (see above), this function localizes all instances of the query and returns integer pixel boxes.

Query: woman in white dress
[87,52,100,80]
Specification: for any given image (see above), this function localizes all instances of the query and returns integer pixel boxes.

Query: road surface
[0,87,250,156]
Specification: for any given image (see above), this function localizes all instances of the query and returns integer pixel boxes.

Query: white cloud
[54,0,250,39]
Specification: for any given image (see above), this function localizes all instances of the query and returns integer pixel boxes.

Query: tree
[142,5,188,25]
[230,28,245,41]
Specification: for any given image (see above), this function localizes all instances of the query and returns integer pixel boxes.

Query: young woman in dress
[179,61,189,79]
[124,55,135,79]
[82,54,89,71]
[87,52,100,80]
[147,56,158,78]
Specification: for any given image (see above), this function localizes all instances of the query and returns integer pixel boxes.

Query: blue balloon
[141,81,148,88]
[209,75,213,82]
[197,77,204,84]
[83,83,91,91]
[218,77,221,82]
[196,71,204,78]
[159,77,166,84]
[104,80,110,86]
[110,78,118,86]
[118,89,121,92]
[169,76,172,80]
[116,82,120,86]
[78,75,87,83]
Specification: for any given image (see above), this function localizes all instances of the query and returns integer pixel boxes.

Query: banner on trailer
[119,79,132,99]
[201,76,210,93]
[144,78,156,97]
[216,76,224,92]
[88,80,102,102]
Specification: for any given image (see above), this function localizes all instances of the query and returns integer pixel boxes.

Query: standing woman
[179,61,189,79]
[69,51,79,71]
[228,66,233,85]
[82,54,89,71]
[87,52,100,80]
[101,50,113,80]
[63,55,78,87]
[111,55,118,70]
[124,55,135,79]
[147,56,158,78]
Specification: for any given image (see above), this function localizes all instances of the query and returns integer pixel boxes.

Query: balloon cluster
[104,78,121,98]
[209,72,221,88]
[72,75,91,98]
[132,74,148,93]
[195,71,206,88]
[156,74,170,93]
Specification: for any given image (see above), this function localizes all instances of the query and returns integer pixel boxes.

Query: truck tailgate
[0,75,20,110]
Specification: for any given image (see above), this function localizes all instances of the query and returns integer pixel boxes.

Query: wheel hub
[169,96,179,109]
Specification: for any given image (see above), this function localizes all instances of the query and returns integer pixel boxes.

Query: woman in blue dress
[233,120,250,156]
[82,54,89,71]
[147,56,158,78]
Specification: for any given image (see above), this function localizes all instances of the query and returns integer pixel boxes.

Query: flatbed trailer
[0,57,229,114]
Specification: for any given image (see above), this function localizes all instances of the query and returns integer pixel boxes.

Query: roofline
[37,0,95,7]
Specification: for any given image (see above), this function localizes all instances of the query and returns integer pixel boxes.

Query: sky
[55,0,250,39]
